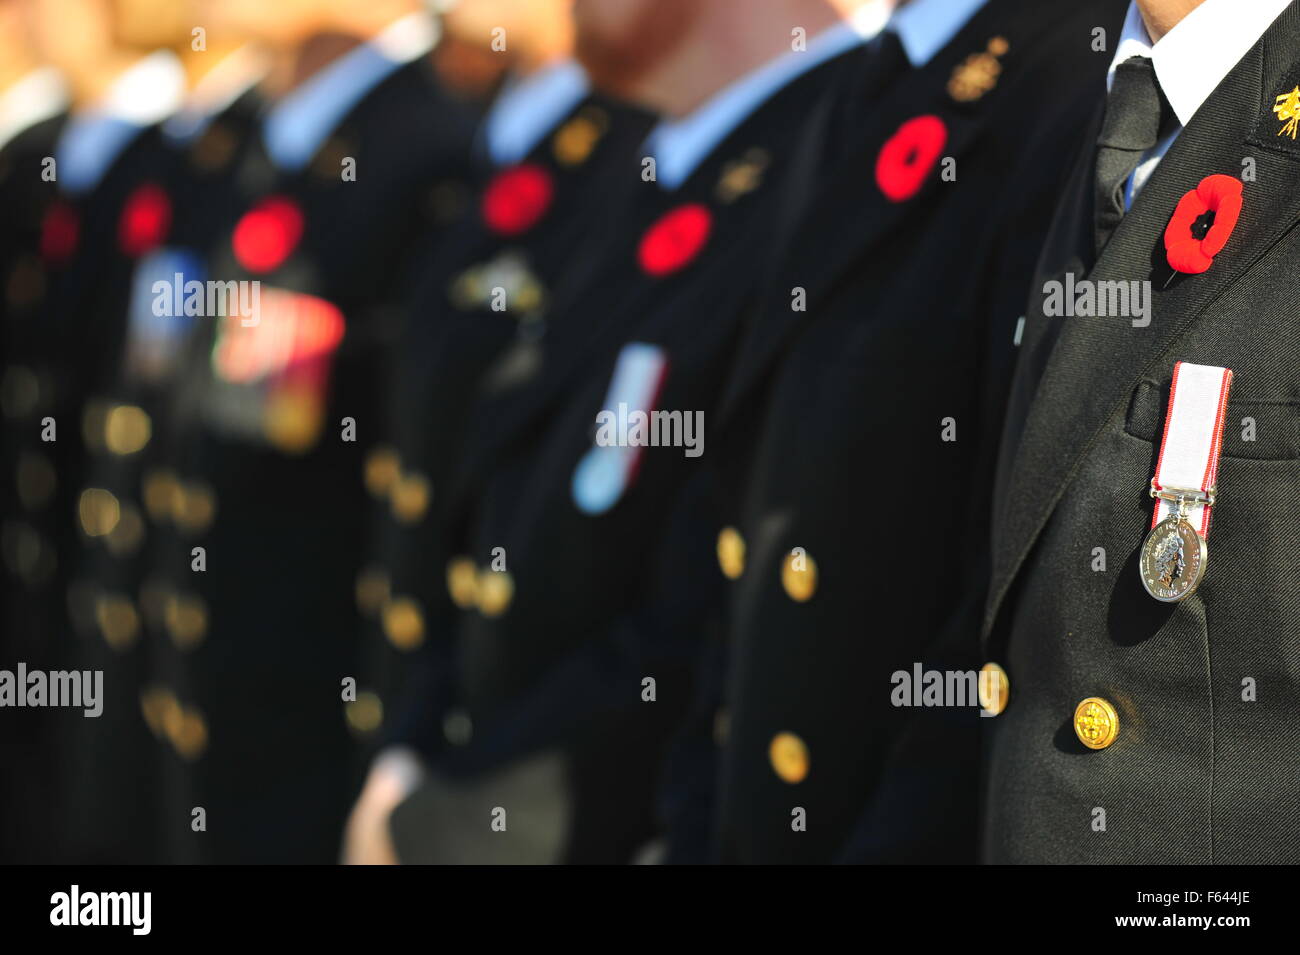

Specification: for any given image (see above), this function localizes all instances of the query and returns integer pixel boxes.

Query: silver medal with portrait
[1139,516,1208,602]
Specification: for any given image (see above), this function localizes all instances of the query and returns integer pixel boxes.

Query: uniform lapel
[985,3,1300,636]
[716,0,1043,427]
[447,50,863,508]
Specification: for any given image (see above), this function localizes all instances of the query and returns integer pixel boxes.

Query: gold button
[172,480,216,533]
[979,662,1009,716]
[1074,696,1120,750]
[263,387,323,454]
[381,596,425,651]
[781,548,817,602]
[345,691,383,735]
[355,566,390,615]
[769,731,809,783]
[140,686,176,738]
[716,526,745,580]
[476,569,514,618]
[364,445,401,498]
[390,471,431,524]
[79,488,121,537]
[552,106,608,166]
[95,592,139,649]
[104,502,144,556]
[446,556,479,608]
[164,593,208,649]
[104,404,151,455]
[172,706,208,760]
[142,469,180,522]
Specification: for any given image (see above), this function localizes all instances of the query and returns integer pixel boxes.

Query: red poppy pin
[481,163,554,236]
[40,201,80,265]
[118,182,172,257]
[637,203,713,276]
[232,196,306,273]
[875,115,948,202]
[1163,174,1243,274]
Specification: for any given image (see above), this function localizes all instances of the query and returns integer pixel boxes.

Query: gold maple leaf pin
[1274,86,1300,139]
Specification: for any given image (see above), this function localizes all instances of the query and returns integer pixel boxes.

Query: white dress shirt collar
[163,45,270,145]
[0,67,69,153]
[482,59,590,167]
[262,11,439,172]
[891,0,989,68]
[1107,0,1292,127]
[645,18,879,191]
[55,51,186,195]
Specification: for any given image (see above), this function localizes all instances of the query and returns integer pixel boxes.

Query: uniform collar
[890,0,989,68]
[644,18,877,191]
[261,11,439,172]
[481,59,590,167]
[0,67,68,153]
[163,45,269,145]
[1107,0,1293,127]
[55,51,186,195]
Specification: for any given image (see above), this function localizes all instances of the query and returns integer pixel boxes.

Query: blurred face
[29,0,114,71]
[113,0,195,49]
[207,0,325,47]
[571,0,701,95]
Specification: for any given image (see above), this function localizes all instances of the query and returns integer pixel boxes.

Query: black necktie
[1094,56,1174,252]
[825,29,911,155]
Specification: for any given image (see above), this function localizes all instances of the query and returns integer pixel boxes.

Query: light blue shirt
[481,60,590,167]
[56,51,185,195]
[262,13,437,172]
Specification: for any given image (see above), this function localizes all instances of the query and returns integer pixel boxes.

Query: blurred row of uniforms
[0,0,1113,865]
[6,0,1295,865]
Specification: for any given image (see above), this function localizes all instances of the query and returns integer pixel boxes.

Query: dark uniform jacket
[389,44,871,864]
[666,0,1129,864]
[141,55,478,863]
[0,106,66,863]
[982,0,1300,865]
[364,91,655,755]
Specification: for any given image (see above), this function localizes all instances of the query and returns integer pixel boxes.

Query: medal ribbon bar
[1150,361,1233,535]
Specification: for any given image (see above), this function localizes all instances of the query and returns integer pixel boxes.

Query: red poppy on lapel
[875,115,948,202]
[482,163,554,236]
[39,201,79,265]
[1164,174,1243,274]
[638,203,713,276]
[118,183,172,257]
[232,196,305,273]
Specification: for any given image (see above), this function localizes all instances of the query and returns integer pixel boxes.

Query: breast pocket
[1124,378,1300,461]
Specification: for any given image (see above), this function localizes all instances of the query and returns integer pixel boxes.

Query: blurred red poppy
[482,163,554,236]
[637,203,712,276]
[39,201,79,265]
[876,115,948,202]
[118,183,172,257]
[232,196,305,274]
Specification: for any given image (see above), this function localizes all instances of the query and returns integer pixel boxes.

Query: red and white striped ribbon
[1150,361,1233,536]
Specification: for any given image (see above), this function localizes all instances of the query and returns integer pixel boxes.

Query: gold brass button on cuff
[1074,696,1119,750]
[769,731,809,784]
[979,662,1009,716]
[716,526,745,580]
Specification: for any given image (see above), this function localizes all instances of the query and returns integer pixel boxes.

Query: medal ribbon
[1150,361,1233,535]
